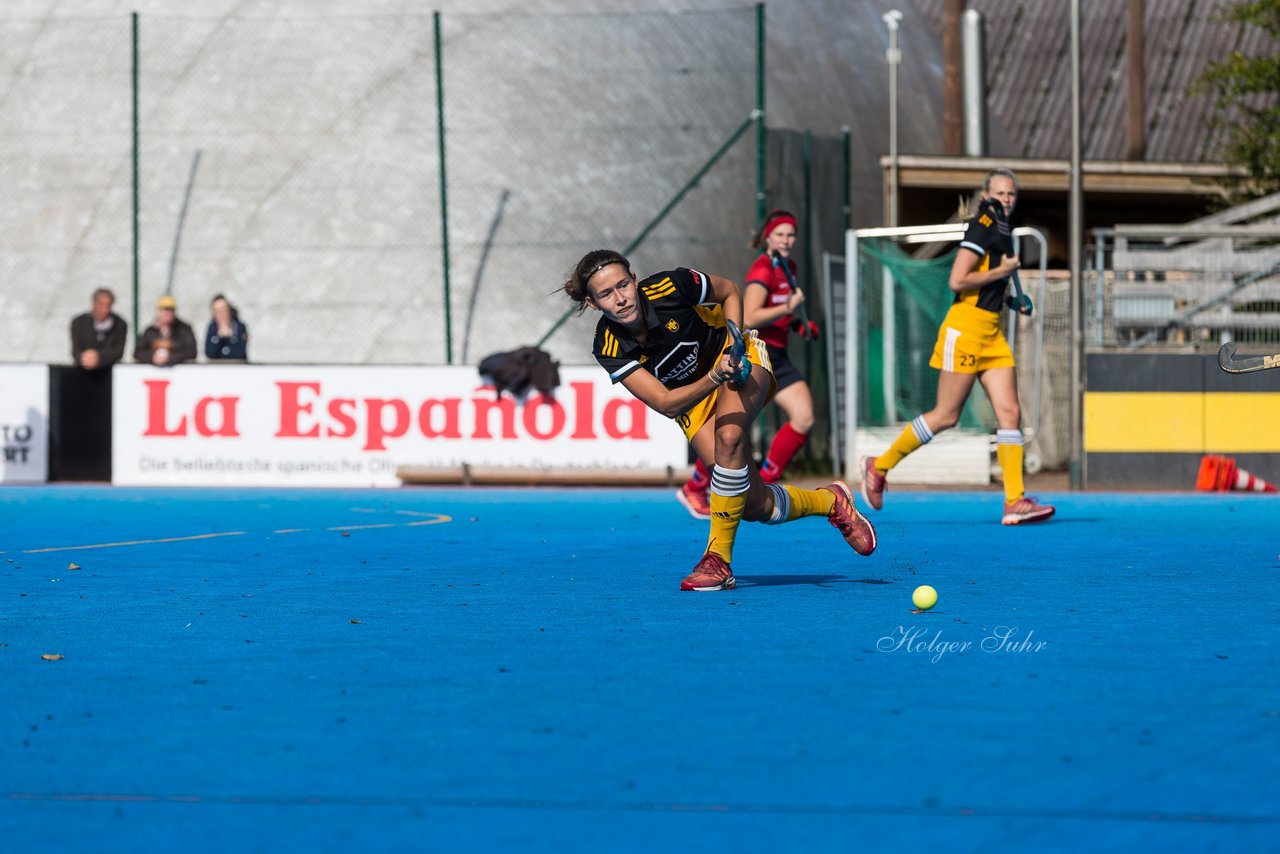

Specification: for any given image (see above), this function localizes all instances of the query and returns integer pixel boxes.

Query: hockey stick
[980,197,1033,316]
[724,319,752,386]
[1006,267,1033,315]
[770,249,811,322]
[1218,341,1280,373]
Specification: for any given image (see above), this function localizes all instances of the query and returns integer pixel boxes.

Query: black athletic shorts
[765,343,805,393]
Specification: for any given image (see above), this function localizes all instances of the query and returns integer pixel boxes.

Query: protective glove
[790,318,821,340]
[725,319,753,387]
[1005,293,1033,316]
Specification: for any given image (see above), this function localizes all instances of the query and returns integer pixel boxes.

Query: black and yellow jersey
[592,267,727,389]
[956,198,1014,313]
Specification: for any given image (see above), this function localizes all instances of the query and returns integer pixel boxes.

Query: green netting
[857,238,994,430]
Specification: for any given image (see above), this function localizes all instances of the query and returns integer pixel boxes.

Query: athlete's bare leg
[920,370,979,434]
[977,366,1021,430]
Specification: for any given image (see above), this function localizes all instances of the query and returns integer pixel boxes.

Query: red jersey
[744,252,796,348]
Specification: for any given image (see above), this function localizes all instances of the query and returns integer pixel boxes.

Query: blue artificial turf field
[2,485,1278,851]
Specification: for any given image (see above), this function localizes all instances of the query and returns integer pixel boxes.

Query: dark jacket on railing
[70,312,128,368]
[205,319,250,361]
[134,320,198,366]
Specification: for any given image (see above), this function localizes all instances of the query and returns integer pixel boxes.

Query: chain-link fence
[1,8,762,367]
[1,16,134,364]
[1086,224,1280,351]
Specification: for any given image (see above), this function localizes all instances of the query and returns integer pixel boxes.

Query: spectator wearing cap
[70,287,128,370]
[134,294,198,367]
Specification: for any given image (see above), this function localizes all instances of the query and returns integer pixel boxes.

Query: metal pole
[845,230,861,482]
[434,12,453,365]
[883,10,902,228]
[1069,0,1084,488]
[755,2,766,223]
[962,9,988,156]
[131,12,140,343]
[841,125,852,231]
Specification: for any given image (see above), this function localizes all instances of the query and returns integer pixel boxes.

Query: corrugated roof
[914,0,1273,162]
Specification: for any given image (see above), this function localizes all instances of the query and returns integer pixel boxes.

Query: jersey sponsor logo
[654,341,699,385]
[665,319,680,332]
[643,277,676,300]
[978,214,993,227]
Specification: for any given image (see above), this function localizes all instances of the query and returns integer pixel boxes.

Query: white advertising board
[112,365,687,487]
[0,365,49,484]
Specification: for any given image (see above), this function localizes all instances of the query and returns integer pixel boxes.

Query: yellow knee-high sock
[876,415,935,471]
[996,429,1024,503]
[706,464,751,562]
[761,483,836,524]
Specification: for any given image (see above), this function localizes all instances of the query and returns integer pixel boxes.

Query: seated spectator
[134,295,197,367]
[70,288,128,370]
[204,293,249,362]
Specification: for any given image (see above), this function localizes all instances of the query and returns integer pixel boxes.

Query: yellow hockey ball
[912,585,938,611]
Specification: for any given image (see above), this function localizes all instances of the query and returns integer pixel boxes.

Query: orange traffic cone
[1196,455,1278,493]
[1195,454,1223,491]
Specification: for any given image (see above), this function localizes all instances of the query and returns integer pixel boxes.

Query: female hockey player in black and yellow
[861,168,1054,526]
[563,249,876,591]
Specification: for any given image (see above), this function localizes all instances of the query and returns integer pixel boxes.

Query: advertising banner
[0,365,49,484]
[112,365,687,486]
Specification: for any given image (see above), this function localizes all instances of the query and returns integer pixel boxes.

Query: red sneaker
[675,483,711,520]
[820,481,877,556]
[680,552,736,591]
[760,459,782,484]
[860,455,887,511]
[1002,496,1056,526]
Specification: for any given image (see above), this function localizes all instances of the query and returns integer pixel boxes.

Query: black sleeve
[134,327,154,363]
[172,322,199,365]
[960,209,1000,262]
[671,266,713,305]
[101,317,128,366]
[592,318,642,384]
[70,315,89,361]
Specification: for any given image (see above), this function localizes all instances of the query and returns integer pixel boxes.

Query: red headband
[762,213,797,237]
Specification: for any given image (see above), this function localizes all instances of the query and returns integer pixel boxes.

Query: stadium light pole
[883,9,903,227]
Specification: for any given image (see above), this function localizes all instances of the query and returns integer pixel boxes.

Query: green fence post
[434,11,453,365]
[131,11,140,343]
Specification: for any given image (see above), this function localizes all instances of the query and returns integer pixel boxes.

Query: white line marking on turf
[21,512,452,553]
[24,531,248,554]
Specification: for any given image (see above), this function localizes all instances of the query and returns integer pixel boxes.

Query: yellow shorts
[928,302,1015,374]
[677,327,775,442]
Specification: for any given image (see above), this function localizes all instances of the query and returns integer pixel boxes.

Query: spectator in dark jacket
[70,288,128,370]
[204,294,250,362]
[134,295,198,367]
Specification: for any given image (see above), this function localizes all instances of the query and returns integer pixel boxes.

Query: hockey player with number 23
[861,167,1054,526]
[562,249,877,592]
